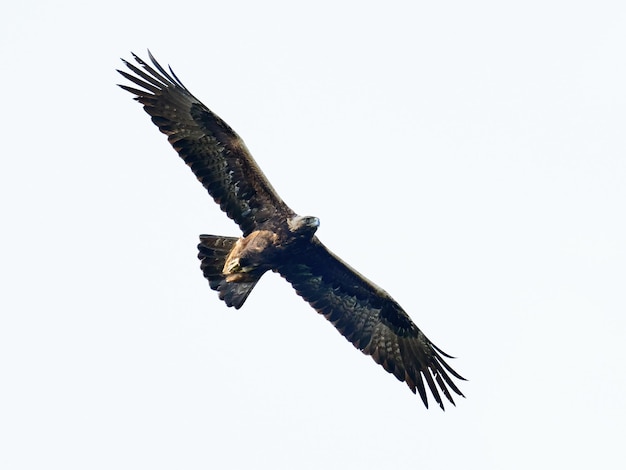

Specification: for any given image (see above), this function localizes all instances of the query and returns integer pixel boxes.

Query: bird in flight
[118,52,465,409]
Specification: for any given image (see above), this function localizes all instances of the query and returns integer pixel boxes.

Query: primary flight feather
[118,52,466,409]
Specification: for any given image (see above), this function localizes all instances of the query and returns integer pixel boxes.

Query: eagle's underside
[118,51,465,409]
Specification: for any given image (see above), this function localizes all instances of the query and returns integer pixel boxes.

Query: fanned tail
[197,235,260,309]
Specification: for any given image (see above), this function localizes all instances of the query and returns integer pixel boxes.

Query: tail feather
[197,234,260,309]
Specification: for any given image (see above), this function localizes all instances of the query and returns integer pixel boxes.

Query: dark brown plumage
[118,52,466,409]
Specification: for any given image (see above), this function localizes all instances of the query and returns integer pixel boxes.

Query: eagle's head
[288,215,320,237]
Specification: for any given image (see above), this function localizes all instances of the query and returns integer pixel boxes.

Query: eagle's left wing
[277,238,465,410]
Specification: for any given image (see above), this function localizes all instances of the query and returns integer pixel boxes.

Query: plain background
[1,1,625,468]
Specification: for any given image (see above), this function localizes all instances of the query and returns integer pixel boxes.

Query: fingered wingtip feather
[431,342,457,359]
[434,350,467,382]
[168,64,187,89]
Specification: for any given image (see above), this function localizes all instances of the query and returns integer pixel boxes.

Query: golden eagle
[118,52,465,409]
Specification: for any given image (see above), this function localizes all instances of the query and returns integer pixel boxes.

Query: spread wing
[117,52,293,236]
[277,238,466,410]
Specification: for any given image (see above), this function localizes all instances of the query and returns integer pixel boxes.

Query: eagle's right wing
[277,239,466,410]
[118,52,292,236]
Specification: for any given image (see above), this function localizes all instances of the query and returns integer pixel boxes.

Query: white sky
[1,1,625,469]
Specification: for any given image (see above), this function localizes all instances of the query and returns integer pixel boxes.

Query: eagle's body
[118,52,465,409]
